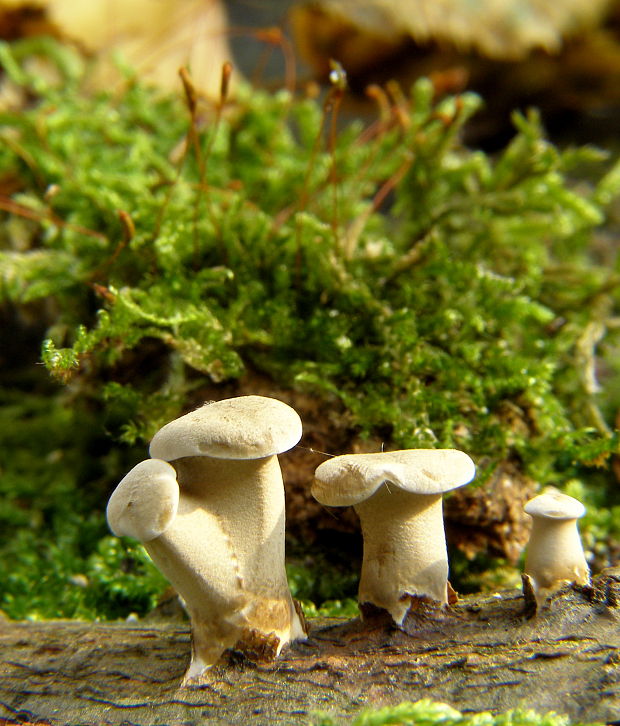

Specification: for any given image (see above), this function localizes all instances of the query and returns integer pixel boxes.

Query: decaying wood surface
[0,571,618,726]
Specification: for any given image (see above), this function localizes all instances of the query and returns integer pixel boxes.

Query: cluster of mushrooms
[106,395,591,680]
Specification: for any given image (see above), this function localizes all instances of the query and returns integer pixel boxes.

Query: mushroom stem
[355,487,448,625]
[144,454,305,677]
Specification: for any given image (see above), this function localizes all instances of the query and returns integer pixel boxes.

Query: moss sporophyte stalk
[0,37,619,622]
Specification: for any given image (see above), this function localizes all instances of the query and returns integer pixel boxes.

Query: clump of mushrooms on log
[107,394,598,680]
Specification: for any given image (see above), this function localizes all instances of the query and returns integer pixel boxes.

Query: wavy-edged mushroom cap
[149,395,303,461]
[524,490,586,520]
[107,459,179,542]
[313,449,476,507]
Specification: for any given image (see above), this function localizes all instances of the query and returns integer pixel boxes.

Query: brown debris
[521,572,538,618]
[229,628,281,665]
[445,459,536,563]
[0,4,50,41]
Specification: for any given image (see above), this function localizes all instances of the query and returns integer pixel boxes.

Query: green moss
[1,37,620,615]
[4,41,618,474]
[314,698,601,725]
[0,384,168,619]
[287,560,359,618]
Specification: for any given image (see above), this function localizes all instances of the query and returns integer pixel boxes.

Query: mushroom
[523,489,590,607]
[312,449,476,626]
[107,395,306,680]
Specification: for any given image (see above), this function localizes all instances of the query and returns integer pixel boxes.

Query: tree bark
[0,571,618,726]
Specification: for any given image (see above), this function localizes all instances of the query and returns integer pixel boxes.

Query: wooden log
[0,570,618,725]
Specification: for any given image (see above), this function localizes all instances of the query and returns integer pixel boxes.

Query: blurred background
[2,0,620,147]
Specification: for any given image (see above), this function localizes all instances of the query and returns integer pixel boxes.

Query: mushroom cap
[524,490,586,520]
[149,395,303,461]
[312,449,476,507]
[107,459,179,542]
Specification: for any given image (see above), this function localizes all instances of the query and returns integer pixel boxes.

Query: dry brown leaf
[291,0,612,68]
[0,0,235,96]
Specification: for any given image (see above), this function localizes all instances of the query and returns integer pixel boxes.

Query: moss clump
[2,39,619,473]
[315,698,601,725]
[1,38,619,616]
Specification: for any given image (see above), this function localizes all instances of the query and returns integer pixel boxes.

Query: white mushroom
[312,449,475,626]
[523,489,590,607]
[107,395,306,680]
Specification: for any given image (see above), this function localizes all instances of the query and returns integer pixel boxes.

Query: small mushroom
[523,489,590,607]
[107,395,306,680]
[312,449,475,626]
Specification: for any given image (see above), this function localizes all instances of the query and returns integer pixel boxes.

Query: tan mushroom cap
[107,459,179,542]
[149,395,303,461]
[524,490,586,520]
[313,449,476,507]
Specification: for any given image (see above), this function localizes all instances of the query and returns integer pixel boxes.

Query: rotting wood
[0,570,618,726]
